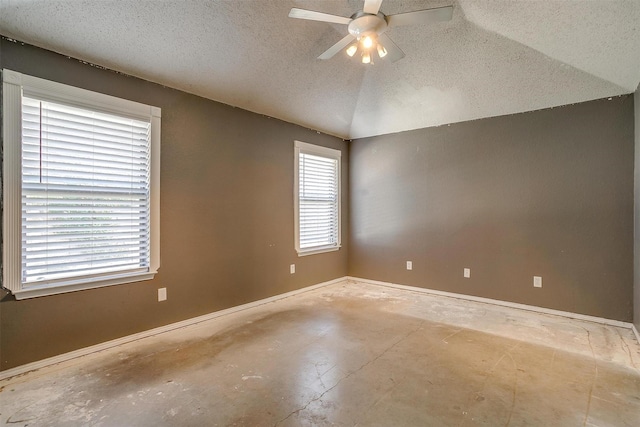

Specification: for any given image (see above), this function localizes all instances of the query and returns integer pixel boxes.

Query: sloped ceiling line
[458,0,640,92]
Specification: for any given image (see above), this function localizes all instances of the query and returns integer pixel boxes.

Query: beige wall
[349,97,635,322]
[0,39,349,370]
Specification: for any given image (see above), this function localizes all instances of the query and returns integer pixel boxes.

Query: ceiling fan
[288,0,453,64]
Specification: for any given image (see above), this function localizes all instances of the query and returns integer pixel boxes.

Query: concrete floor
[1,280,640,426]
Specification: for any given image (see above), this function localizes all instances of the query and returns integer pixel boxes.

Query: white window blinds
[21,96,152,285]
[295,142,341,254]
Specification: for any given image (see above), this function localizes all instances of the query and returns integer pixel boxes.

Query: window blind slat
[24,261,147,283]
[23,207,148,215]
[24,245,149,262]
[23,140,148,158]
[23,236,150,251]
[23,185,149,196]
[23,228,147,235]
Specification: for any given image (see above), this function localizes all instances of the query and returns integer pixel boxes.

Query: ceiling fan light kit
[346,33,386,64]
[289,0,453,65]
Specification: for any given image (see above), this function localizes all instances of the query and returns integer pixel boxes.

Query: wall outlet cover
[464,268,471,278]
[158,287,167,301]
[290,264,295,274]
[533,276,543,288]
[406,261,413,270]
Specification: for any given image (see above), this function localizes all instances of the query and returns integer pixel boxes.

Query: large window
[2,69,160,299]
[294,141,341,256]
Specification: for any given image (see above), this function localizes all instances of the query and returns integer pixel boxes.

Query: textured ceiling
[1,0,639,139]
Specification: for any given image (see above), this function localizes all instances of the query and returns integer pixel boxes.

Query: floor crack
[273,321,424,426]
[582,328,598,427]
[442,329,463,344]
[504,352,519,427]
[459,342,520,427]
[614,327,639,371]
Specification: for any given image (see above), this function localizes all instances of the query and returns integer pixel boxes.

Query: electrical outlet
[464,268,471,278]
[406,261,412,270]
[290,264,295,274]
[158,287,167,301]
[533,276,543,288]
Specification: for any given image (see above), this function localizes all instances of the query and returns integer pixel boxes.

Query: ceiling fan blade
[288,8,352,25]
[386,5,453,27]
[378,33,405,63]
[318,34,357,60]
[363,0,383,15]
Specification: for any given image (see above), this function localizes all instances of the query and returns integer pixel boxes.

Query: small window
[2,69,161,299]
[294,141,341,256]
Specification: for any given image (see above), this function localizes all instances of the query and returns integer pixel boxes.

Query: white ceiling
[1,0,639,139]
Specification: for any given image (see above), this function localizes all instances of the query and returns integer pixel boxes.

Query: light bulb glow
[377,44,387,58]
[362,35,374,49]
[346,44,358,57]
[362,52,371,64]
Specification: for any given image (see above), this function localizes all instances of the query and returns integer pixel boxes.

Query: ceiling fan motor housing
[348,11,388,38]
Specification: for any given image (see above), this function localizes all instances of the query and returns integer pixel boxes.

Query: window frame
[2,69,161,299]
[294,140,341,256]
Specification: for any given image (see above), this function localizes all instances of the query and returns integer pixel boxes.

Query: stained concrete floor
[1,281,640,426]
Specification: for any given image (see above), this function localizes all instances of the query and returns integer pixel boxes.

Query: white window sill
[296,246,341,257]
[11,271,158,300]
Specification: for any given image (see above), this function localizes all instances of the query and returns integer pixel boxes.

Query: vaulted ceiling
[1,0,639,139]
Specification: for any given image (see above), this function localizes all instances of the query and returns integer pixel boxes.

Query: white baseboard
[347,276,635,330]
[633,324,640,344]
[0,277,347,382]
